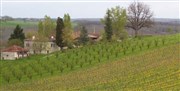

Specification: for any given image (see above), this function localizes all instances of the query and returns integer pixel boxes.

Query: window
[51,43,54,47]
[33,44,36,47]
[26,43,30,47]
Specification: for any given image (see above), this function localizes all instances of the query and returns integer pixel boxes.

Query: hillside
[1,42,179,90]
[0,34,180,90]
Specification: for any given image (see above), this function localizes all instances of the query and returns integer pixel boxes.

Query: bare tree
[127,2,153,37]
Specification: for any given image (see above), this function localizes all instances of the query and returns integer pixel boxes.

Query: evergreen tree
[104,9,113,41]
[56,17,64,49]
[9,25,25,43]
[79,26,89,44]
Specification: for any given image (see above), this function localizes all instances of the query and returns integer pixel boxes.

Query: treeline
[7,2,154,48]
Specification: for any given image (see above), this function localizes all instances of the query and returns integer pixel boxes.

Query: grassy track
[1,42,179,91]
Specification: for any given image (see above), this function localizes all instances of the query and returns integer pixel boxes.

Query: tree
[104,9,113,41]
[63,14,73,47]
[110,6,128,40]
[44,15,55,37]
[38,15,55,37]
[56,17,64,49]
[25,31,38,39]
[102,6,127,41]
[9,25,25,43]
[127,2,153,37]
[38,20,43,34]
[8,39,23,47]
[79,26,89,44]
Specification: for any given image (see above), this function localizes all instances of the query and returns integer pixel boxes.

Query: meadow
[0,20,38,28]
[0,34,180,90]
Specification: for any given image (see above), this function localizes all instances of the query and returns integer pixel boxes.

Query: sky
[0,0,180,19]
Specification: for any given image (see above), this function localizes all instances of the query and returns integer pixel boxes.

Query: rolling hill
[0,34,180,90]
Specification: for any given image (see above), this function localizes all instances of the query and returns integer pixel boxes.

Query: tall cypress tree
[104,9,113,41]
[56,17,64,49]
[9,25,25,42]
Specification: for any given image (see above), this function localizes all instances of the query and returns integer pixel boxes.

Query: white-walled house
[1,45,29,60]
[24,36,60,54]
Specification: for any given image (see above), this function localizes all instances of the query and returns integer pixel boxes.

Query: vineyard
[0,34,180,90]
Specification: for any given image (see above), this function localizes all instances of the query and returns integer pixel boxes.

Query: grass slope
[1,43,179,91]
[0,34,180,85]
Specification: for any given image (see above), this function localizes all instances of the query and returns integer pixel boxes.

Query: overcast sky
[1,0,179,19]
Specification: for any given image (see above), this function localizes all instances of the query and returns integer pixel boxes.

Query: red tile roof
[2,45,28,52]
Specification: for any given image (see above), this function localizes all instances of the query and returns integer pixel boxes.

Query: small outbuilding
[1,45,29,60]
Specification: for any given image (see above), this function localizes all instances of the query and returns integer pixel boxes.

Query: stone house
[24,36,60,54]
[1,45,29,60]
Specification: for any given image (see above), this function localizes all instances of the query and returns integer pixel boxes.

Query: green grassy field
[0,34,180,90]
[0,20,78,28]
[1,20,38,28]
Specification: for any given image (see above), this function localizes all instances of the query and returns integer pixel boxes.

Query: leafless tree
[127,2,153,37]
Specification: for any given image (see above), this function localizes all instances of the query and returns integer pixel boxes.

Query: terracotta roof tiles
[2,45,28,52]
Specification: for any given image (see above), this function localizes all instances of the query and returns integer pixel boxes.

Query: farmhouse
[24,36,60,54]
[1,45,29,60]
[73,31,101,41]
[88,33,101,41]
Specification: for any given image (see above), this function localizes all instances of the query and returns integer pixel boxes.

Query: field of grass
[1,20,38,28]
[0,34,180,90]
[1,20,78,28]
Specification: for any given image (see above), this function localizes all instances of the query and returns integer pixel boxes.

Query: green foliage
[14,68,23,81]
[0,34,179,87]
[26,68,33,79]
[37,15,55,37]
[63,14,74,48]
[43,15,55,37]
[1,43,180,90]
[56,17,64,49]
[9,25,25,43]
[38,20,43,34]
[7,39,23,47]
[25,31,38,39]
[102,6,128,41]
[79,26,89,44]
[2,69,12,83]
[104,9,113,41]
[0,20,38,28]
[110,6,128,40]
